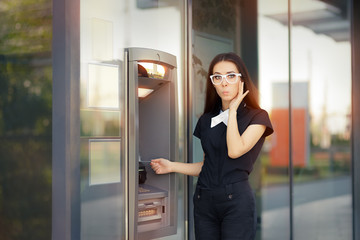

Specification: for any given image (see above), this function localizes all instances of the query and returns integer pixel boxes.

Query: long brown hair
[203,52,260,114]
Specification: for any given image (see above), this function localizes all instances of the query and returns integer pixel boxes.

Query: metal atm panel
[126,48,178,240]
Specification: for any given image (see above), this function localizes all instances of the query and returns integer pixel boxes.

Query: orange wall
[270,108,307,167]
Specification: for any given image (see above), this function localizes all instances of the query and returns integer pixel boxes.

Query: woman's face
[212,61,241,106]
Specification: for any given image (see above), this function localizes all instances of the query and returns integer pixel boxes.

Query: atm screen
[138,62,167,80]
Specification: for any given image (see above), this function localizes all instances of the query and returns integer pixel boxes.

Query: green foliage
[0,0,52,55]
[0,137,52,240]
[0,0,52,239]
[0,54,52,136]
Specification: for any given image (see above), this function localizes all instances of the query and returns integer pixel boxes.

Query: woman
[150,52,273,240]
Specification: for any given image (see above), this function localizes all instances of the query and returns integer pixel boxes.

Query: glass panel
[258,0,291,239]
[80,4,124,238]
[89,140,121,185]
[80,0,185,239]
[0,0,52,239]
[290,0,352,239]
[190,3,239,238]
[191,0,287,239]
[80,64,124,240]
[87,63,120,109]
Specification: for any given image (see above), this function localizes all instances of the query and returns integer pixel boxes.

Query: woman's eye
[214,75,222,80]
[227,74,236,79]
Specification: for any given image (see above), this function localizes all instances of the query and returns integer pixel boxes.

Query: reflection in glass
[91,18,113,61]
[259,0,352,239]
[290,1,352,238]
[0,0,52,239]
[270,82,309,168]
[87,63,119,109]
[89,140,121,185]
[258,0,291,239]
[80,110,120,137]
[81,11,124,239]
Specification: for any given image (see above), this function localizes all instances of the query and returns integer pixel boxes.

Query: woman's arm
[226,111,266,158]
[150,158,204,177]
[227,80,266,159]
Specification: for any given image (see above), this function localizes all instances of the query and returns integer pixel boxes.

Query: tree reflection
[0,0,52,239]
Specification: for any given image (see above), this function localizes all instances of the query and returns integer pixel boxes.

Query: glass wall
[0,0,52,239]
[258,1,291,239]
[258,0,352,239]
[289,1,352,239]
[190,0,352,239]
[79,0,185,239]
[189,0,277,239]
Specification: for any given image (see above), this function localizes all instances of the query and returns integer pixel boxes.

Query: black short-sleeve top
[193,102,273,189]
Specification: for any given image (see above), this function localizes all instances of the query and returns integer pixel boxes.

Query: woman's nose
[221,78,228,86]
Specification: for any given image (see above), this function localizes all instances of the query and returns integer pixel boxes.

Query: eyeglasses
[210,73,242,85]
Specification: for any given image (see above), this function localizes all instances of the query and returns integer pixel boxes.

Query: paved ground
[261,194,352,240]
[261,176,352,240]
[262,176,351,210]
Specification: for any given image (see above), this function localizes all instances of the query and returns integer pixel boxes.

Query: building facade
[1,0,360,239]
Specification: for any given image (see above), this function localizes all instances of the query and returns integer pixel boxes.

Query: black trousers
[193,180,256,240]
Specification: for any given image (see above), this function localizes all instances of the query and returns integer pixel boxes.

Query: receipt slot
[126,48,178,239]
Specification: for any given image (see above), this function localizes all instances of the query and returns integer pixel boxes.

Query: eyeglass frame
[209,73,242,85]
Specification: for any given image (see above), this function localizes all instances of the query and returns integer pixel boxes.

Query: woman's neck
[221,100,230,111]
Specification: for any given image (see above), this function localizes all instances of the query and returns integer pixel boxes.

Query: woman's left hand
[229,80,249,112]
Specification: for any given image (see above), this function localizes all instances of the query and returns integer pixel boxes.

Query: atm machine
[80,48,178,240]
[126,48,178,239]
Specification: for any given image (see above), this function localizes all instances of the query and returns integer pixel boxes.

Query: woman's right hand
[150,158,172,174]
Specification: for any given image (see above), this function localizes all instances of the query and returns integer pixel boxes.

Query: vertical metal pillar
[288,0,294,239]
[351,0,360,239]
[52,0,80,239]
[240,0,259,87]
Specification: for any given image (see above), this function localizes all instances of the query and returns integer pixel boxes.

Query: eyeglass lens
[211,73,239,84]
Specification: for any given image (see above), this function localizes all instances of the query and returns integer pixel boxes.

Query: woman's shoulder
[193,112,214,138]
[238,104,268,119]
[198,111,217,121]
[194,112,212,128]
[247,108,271,123]
[250,107,269,117]
[245,107,273,136]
